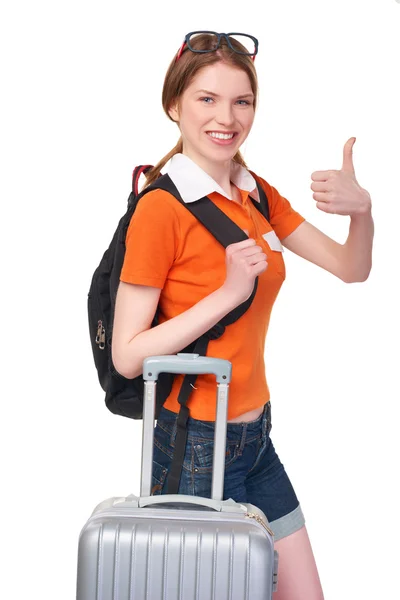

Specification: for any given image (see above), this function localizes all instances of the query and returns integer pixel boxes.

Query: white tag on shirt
[262,230,284,252]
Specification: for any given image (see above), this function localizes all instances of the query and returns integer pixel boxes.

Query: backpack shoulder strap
[145,173,249,247]
[132,164,154,196]
[152,175,270,232]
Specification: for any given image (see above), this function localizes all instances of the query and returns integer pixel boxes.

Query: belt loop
[261,403,268,438]
[238,423,247,454]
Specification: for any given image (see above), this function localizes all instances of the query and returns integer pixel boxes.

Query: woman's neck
[182,149,233,198]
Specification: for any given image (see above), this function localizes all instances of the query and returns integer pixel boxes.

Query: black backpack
[87,164,270,494]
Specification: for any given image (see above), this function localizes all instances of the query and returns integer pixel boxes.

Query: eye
[199,97,252,106]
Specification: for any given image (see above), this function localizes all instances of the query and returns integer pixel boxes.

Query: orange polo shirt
[120,161,305,420]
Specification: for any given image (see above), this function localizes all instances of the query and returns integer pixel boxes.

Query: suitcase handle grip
[137,494,243,512]
[143,353,232,383]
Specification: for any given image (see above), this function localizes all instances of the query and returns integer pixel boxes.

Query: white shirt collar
[165,153,260,204]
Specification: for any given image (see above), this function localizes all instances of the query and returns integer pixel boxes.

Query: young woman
[111,32,374,600]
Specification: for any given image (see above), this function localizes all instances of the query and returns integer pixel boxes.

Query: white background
[1,0,399,598]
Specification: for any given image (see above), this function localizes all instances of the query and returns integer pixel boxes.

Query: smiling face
[168,61,255,169]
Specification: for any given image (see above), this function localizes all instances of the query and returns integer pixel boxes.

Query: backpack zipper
[88,286,107,351]
[96,320,106,350]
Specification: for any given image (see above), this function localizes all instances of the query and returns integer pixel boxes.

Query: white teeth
[207,132,235,140]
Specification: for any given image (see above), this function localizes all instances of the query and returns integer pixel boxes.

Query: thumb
[342,137,356,174]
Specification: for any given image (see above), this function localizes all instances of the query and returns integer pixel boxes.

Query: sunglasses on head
[175,31,259,63]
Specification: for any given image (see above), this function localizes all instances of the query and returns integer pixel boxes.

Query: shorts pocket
[151,459,169,495]
[151,454,193,496]
[192,438,240,473]
[156,418,175,436]
[248,437,269,474]
[153,422,176,461]
[153,422,192,475]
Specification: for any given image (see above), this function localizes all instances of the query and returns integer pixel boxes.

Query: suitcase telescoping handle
[143,353,232,382]
[140,353,232,501]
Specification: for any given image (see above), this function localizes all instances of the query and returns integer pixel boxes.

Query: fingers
[226,238,267,262]
[311,170,339,181]
[311,181,332,193]
[242,245,265,258]
[226,239,256,258]
[227,238,257,251]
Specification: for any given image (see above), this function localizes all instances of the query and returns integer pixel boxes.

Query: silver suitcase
[76,353,279,599]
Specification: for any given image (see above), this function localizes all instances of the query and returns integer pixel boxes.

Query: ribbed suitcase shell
[77,498,276,600]
[77,355,278,599]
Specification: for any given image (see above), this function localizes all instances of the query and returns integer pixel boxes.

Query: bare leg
[273,525,324,600]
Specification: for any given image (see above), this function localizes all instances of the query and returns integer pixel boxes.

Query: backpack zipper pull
[96,320,106,350]
[100,327,106,350]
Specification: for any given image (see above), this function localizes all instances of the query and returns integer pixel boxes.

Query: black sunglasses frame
[175,31,259,62]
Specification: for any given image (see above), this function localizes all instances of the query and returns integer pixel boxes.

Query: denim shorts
[151,401,305,541]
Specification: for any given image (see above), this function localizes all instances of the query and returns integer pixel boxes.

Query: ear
[168,100,180,122]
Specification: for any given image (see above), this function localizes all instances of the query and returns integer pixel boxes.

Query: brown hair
[142,33,259,190]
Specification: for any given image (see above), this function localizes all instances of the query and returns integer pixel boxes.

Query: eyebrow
[195,89,254,99]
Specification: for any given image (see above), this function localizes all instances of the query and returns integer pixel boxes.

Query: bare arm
[281,208,374,283]
[112,281,238,379]
[286,139,374,282]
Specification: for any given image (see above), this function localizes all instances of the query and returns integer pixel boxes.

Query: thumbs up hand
[310,138,371,216]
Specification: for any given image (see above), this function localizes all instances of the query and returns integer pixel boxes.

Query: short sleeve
[120,189,179,289]
[252,173,306,241]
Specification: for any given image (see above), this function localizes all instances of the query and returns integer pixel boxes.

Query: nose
[215,102,235,128]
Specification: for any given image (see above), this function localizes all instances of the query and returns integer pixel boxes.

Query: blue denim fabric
[151,401,306,541]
